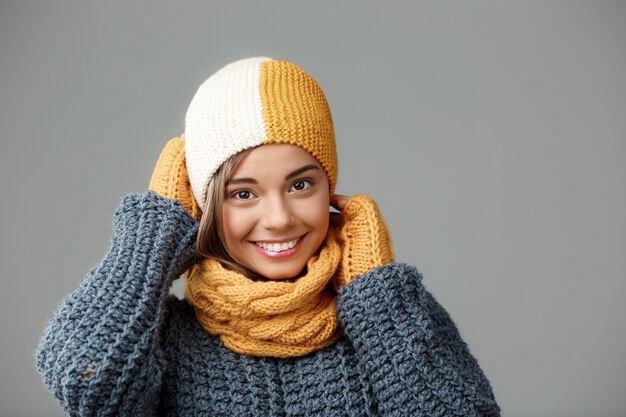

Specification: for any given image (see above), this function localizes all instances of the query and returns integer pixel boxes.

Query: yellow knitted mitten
[332,194,395,287]
[148,135,202,221]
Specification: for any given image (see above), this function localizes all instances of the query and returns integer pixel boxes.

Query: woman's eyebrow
[285,164,320,180]
[227,164,320,185]
[227,177,258,185]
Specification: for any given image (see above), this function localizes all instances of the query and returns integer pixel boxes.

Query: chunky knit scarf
[184,195,394,358]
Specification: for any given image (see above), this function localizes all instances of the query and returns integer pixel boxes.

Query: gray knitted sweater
[36,191,500,417]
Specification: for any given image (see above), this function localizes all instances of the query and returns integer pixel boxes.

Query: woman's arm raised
[337,263,501,417]
[36,191,198,417]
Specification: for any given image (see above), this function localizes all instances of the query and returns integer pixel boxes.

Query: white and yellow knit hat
[185,57,337,211]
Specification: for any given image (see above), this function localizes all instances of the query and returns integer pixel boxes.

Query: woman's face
[222,144,330,280]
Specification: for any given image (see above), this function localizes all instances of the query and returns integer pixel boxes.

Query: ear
[149,135,203,221]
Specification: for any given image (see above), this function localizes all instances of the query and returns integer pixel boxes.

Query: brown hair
[196,147,260,278]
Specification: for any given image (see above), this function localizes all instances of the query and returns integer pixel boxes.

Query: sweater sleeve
[337,263,501,417]
[36,191,198,417]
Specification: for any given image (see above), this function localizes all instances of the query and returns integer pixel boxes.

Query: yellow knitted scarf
[183,195,394,358]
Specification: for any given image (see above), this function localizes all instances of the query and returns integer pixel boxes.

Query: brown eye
[234,190,253,200]
[290,180,311,192]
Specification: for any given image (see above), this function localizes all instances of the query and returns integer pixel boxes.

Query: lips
[254,237,301,253]
[251,234,306,258]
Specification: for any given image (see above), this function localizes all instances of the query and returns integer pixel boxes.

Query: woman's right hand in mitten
[148,134,203,222]
[330,193,395,287]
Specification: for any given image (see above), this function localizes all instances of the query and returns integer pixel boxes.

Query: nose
[261,195,296,230]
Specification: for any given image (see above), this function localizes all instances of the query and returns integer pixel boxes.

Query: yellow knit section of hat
[259,60,337,194]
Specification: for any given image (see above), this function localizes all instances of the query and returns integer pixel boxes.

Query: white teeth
[255,237,300,252]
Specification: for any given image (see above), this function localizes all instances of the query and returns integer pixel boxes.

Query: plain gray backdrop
[1,1,625,416]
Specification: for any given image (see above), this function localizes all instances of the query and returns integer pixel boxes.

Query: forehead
[232,144,322,176]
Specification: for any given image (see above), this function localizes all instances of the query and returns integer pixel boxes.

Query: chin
[240,262,306,281]
[254,263,307,280]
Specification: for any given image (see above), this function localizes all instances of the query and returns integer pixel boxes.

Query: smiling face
[222,144,331,280]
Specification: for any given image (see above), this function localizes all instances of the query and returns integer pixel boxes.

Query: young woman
[37,57,501,416]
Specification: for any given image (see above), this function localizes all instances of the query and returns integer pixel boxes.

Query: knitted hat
[185,57,337,211]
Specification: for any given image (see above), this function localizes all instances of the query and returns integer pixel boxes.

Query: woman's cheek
[302,193,330,232]
[223,206,253,242]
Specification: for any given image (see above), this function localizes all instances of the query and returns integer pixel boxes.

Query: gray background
[1,1,625,416]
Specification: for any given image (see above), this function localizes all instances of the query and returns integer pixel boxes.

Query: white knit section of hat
[185,56,273,210]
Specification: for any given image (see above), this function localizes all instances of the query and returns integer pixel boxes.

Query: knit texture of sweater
[36,191,501,417]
